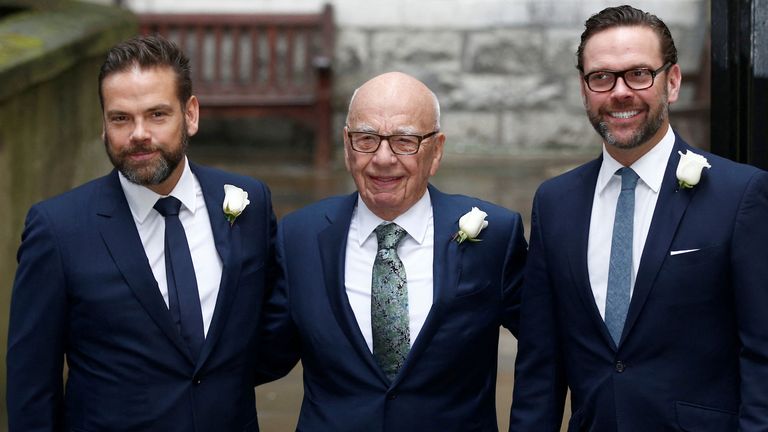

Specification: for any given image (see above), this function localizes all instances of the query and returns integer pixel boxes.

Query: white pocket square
[670,248,700,256]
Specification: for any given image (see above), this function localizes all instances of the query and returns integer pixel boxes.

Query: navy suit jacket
[7,163,276,432]
[510,136,768,431]
[257,184,527,431]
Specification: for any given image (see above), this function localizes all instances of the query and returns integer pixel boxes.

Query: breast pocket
[665,243,723,269]
[659,243,728,306]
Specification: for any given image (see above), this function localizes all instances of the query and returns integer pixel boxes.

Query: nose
[130,119,150,142]
[371,138,398,163]
[610,75,635,99]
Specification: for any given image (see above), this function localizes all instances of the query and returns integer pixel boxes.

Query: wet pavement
[190,145,591,431]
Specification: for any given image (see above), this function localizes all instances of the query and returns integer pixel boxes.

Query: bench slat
[139,5,335,169]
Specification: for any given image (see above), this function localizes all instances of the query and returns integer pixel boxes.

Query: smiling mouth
[370,175,403,186]
[126,150,158,162]
[609,110,640,119]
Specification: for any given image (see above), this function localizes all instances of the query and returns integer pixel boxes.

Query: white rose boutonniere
[453,207,489,244]
[223,184,250,225]
[676,150,711,189]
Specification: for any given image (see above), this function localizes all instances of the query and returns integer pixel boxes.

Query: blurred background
[0,0,741,430]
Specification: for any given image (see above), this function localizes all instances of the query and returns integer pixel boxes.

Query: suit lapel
[565,159,618,348]
[95,171,194,363]
[317,193,386,381]
[393,186,463,386]
[192,164,242,369]
[621,138,696,342]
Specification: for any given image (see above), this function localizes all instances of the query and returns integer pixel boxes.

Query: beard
[587,89,669,150]
[105,127,188,186]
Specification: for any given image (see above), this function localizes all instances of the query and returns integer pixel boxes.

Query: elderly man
[510,5,768,431]
[257,71,527,431]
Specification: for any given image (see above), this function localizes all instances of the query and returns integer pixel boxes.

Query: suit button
[615,361,625,373]
[387,393,397,400]
[193,377,202,385]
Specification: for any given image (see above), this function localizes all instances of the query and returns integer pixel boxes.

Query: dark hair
[576,5,678,72]
[98,35,192,108]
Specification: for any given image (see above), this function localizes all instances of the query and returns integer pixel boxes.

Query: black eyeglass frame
[346,130,440,155]
[583,62,673,93]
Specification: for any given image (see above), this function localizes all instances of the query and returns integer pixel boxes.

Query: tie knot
[154,196,182,217]
[375,223,407,250]
[617,167,640,190]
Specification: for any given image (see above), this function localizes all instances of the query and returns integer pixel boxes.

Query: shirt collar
[119,156,197,224]
[354,189,432,247]
[596,126,676,195]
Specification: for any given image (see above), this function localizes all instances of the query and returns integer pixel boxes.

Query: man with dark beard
[7,35,277,431]
[510,5,768,432]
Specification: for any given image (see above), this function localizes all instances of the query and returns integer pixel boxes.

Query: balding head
[343,72,445,221]
[346,72,440,132]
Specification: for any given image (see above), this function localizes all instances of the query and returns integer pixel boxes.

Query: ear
[665,63,682,104]
[184,95,200,136]
[342,126,351,173]
[428,132,445,177]
[578,74,589,108]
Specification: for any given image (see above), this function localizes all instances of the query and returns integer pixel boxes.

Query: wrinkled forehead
[348,86,436,132]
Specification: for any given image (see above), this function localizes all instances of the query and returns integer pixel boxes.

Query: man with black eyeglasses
[255,71,528,431]
[510,5,768,432]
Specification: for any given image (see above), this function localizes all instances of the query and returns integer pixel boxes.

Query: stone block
[370,31,462,73]
[542,28,582,75]
[465,29,545,74]
[501,108,598,154]
[443,74,566,111]
[440,111,500,154]
[332,29,370,107]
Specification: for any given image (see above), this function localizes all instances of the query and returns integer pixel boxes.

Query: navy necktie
[605,167,640,345]
[154,196,204,359]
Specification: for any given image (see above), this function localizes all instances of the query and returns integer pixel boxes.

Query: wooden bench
[139,5,334,169]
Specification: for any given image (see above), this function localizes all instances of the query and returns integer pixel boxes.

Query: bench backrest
[138,6,334,108]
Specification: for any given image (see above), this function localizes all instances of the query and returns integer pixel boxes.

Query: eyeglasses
[583,62,672,92]
[347,130,439,155]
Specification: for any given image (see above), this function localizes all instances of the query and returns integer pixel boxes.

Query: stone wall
[0,2,135,427]
[119,0,710,158]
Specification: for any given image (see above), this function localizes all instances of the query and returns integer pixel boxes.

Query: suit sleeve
[7,206,67,431]
[508,193,567,432]
[254,221,301,384]
[732,170,768,430]
[500,211,528,337]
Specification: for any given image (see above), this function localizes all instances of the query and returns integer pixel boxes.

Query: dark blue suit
[510,136,768,431]
[7,163,276,432]
[258,185,527,431]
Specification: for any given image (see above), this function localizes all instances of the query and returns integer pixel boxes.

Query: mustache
[120,143,159,156]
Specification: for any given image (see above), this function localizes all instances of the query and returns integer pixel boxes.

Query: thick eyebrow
[145,103,175,113]
[105,104,175,118]
[105,109,129,118]
[587,63,655,74]
[350,124,420,135]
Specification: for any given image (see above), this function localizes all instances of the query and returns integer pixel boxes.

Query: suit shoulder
[540,158,599,188]
[435,190,522,222]
[281,194,352,225]
[695,150,765,182]
[532,157,600,201]
[191,163,268,190]
[31,174,110,215]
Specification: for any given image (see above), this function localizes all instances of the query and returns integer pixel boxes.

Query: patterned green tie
[372,222,410,382]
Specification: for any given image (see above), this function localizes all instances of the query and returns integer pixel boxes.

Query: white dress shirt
[119,157,223,336]
[588,126,675,319]
[345,190,434,352]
